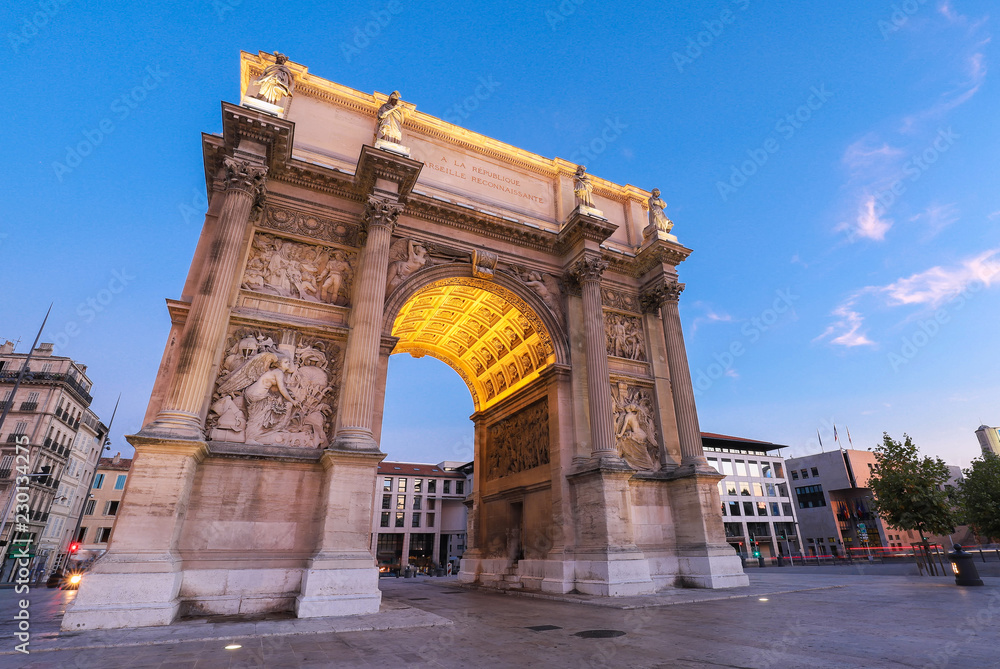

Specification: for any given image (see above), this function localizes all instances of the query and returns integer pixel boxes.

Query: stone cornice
[238,50,654,208]
[633,238,693,277]
[354,145,422,202]
[556,210,618,253]
[221,102,295,171]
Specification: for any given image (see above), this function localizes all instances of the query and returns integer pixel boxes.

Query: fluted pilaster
[646,281,711,470]
[331,194,404,451]
[571,255,618,459]
[146,157,267,438]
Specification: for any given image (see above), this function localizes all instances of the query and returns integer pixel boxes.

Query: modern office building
[975,425,1000,456]
[785,448,929,557]
[703,432,800,560]
[76,453,133,564]
[0,341,106,582]
[370,460,471,573]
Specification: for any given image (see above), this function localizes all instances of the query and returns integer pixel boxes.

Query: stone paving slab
[0,600,451,656]
[1,572,998,668]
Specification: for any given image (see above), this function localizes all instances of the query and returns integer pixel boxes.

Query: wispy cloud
[900,52,987,133]
[837,195,893,241]
[880,248,1000,307]
[909,202,960,238]
[819,249,1000,347]
[691,302,735,334]
[815,296,875,348]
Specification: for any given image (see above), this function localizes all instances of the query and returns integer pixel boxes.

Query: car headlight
[69,574,82,585]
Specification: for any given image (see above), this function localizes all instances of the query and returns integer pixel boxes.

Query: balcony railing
[5,433,28,444]
[18,402,38,412]
[0,370,93,405]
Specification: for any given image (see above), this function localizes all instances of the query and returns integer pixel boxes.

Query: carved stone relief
[260,206,360,247]
[504,265,564,322]
[485,399,550,481]
[605,312,646,361]
[243,233,356,306]
[601,287,642,314]
[207,327,344,448]
[612,382,660,471]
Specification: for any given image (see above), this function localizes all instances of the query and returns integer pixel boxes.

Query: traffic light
[68,543,80,554]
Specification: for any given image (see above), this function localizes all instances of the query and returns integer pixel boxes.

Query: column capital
[362,194,404,235]
[223,156,267,220]
[641,280,685,312]
[570,254,609,285]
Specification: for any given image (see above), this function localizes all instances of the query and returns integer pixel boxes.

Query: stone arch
[381,262,570,412]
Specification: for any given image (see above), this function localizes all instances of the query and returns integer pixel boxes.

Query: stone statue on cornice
[376,91,406,145]
[573,165,595,209]
[647,188,673,234]
[250,52,294,105]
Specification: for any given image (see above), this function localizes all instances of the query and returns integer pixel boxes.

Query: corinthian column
[571,255,618,460]
[649,281,712,471]
[331,195,403,452]
[145,156,267,439]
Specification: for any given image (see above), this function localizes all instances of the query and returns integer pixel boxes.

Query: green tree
[959,452,1000,542]
[867,433,957,539]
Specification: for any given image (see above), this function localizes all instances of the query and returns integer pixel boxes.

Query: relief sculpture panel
[243,233,356,306]
[485,399,550,481]
[207,328,344,448]
[612,382,660,471]
[605,312,646,361]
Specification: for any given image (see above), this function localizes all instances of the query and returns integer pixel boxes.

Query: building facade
[0,341,105,582]
[703,433,800,561]
[37,408,106,578]
[369,460,470,573]
[76,454,133,564]
[975,425,1000,457]
[785,449,926,557]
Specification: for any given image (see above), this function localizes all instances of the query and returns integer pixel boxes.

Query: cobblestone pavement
[0,572,997,668]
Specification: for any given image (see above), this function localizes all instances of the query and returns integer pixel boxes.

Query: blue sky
[2,0,996,468]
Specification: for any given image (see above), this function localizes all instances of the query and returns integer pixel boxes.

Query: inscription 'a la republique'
[425,155,546,204]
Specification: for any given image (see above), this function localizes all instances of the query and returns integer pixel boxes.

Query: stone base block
[676,553,749,589]
[571,552,656,596]
[296,563,381,618]
[62,569,183,630]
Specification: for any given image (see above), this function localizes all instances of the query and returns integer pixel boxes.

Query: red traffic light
[68,543,80,554]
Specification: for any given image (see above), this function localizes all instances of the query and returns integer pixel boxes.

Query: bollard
[757,556,765,568]
[948,545,984,586]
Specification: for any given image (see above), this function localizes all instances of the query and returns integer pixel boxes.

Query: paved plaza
[0,570,997,668]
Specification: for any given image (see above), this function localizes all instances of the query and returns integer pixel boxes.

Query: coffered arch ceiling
[391,278,556,412]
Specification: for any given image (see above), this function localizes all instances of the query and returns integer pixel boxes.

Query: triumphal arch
[63,51,746,630]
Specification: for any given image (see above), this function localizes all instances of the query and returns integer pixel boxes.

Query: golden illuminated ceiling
[391,278,555,412]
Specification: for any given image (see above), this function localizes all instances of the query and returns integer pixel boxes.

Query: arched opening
[389,277,556,412]
[381,273,565,586]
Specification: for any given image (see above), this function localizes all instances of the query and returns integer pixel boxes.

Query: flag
[817,429,824,450]
[847,426,854,448]
[834,425,839,443]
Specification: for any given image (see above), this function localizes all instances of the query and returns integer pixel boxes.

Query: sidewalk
[1,572,997,668]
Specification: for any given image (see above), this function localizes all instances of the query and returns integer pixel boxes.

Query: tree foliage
[867,433,957,537]
[959,452,1000,542]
